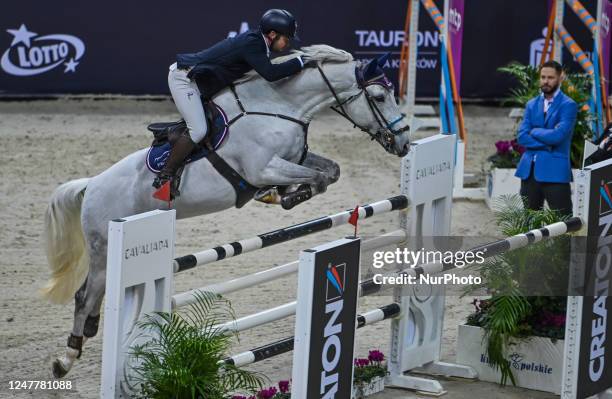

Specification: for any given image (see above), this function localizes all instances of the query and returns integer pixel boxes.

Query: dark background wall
[0,0,599,99]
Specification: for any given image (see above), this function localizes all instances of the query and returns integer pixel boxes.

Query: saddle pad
[146,103,229,173]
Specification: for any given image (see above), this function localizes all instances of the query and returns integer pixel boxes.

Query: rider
[153,9,310,195]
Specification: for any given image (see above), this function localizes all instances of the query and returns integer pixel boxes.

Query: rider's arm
[243,38,302,82]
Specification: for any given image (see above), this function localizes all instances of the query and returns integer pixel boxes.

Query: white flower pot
[485,168,522,209]
[485,168,581,210]
[352,376,385,398]
[456,324,564,394]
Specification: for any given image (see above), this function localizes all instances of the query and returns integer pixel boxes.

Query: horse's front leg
[254,151,341,209]
[246,155,328,209]
[300,151,341,185]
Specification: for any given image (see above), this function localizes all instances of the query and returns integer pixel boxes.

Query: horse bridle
[316,64,409,154]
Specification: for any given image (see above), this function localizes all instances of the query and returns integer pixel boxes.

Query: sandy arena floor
[0,99,548,398]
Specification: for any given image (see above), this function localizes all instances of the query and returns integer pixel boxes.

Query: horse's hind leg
[52,246,106,378]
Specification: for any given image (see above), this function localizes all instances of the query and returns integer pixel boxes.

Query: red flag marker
[153,181,172,205]
[348,206,360,237]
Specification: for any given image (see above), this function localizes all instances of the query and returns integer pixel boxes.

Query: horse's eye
[374,95,385,103]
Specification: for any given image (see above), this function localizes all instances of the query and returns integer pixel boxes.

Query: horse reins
[223,61,409,159]
[315,64,409,153]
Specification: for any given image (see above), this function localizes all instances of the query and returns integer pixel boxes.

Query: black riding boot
[152,134,196,197]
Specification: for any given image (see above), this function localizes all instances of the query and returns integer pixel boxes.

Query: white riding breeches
[168,62,209,142]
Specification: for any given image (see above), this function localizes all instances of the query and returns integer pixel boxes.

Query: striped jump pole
[360,217,583,292]
[172,229,407,309]
[203,219,582,341]
[420,0,467,144]
[556,26,595,75]
[222,303,401,367]
[566,0,598,35]
[173,195,408,273]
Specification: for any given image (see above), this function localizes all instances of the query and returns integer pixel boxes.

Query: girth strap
[206,151,258,208]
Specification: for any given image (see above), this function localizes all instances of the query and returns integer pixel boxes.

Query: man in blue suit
[515,61,578,216]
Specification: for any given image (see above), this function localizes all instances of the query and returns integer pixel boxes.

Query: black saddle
[148,120,187,143]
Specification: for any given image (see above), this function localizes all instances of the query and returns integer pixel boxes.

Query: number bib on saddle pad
[145,102,230,173]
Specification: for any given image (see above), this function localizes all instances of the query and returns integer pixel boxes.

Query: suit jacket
[176,29,302,99]
[515,91,578,183]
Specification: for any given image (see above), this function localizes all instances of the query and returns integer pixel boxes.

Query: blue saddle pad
[146,103,229,173]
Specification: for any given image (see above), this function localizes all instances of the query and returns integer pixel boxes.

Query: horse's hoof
[254,187,281,205]
[281,186,312,210]
[52,359,69,378]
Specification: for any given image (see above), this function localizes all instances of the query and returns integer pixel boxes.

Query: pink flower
[495,140,512,155]
[257,387,277,399]
[510,139,525,154]
[539,311,566,328]
[368,350,385,362]
[278,380,290,393]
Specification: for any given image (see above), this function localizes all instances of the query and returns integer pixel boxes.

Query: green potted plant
[456,195,572,394]
[128,291,264,399]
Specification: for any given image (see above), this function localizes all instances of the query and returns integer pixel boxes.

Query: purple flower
[495,140,512,155]
[257,387,277,399]
[510,139,525,155]
[539,311,566,328]
[368,350,385,362]
[278,380,290,393]
[354,358,370,367]
[232,396,247,399]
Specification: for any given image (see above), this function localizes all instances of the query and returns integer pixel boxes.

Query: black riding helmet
[260,9,298,39]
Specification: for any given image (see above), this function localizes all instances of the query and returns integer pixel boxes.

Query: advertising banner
[291,238,361,399]
[0,0,598,98]
[448,0,464,93]
[576,162,612,399]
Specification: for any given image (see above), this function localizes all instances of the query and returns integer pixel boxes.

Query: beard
[541,82,559,95]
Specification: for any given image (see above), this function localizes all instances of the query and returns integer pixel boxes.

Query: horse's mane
[235,44,353,85]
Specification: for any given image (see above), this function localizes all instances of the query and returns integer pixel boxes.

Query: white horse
[42,45,411,378]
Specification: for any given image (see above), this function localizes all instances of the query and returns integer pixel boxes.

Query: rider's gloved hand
[299,55,318,69]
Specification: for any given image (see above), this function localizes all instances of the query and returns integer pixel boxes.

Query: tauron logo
[325,263,345,301]
[1,24,85,76]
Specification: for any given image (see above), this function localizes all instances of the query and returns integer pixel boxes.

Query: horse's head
[331,53,411,157]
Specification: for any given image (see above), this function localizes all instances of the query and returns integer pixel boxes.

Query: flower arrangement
[232,350,388,399]
[464,195,571,386]
[232,380,291,399]
[128,291,264,399]
[487,139,525,169]
[353,350,388,397]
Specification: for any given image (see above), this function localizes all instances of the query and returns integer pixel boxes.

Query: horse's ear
[363,58,378,80]
[377,52,391,67]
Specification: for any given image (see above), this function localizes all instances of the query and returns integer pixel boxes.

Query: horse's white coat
[42,45,411,377]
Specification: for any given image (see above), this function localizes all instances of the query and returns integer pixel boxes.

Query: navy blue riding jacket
[176,29,302,99]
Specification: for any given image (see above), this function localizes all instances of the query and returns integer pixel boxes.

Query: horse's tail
[41,178,90,304]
